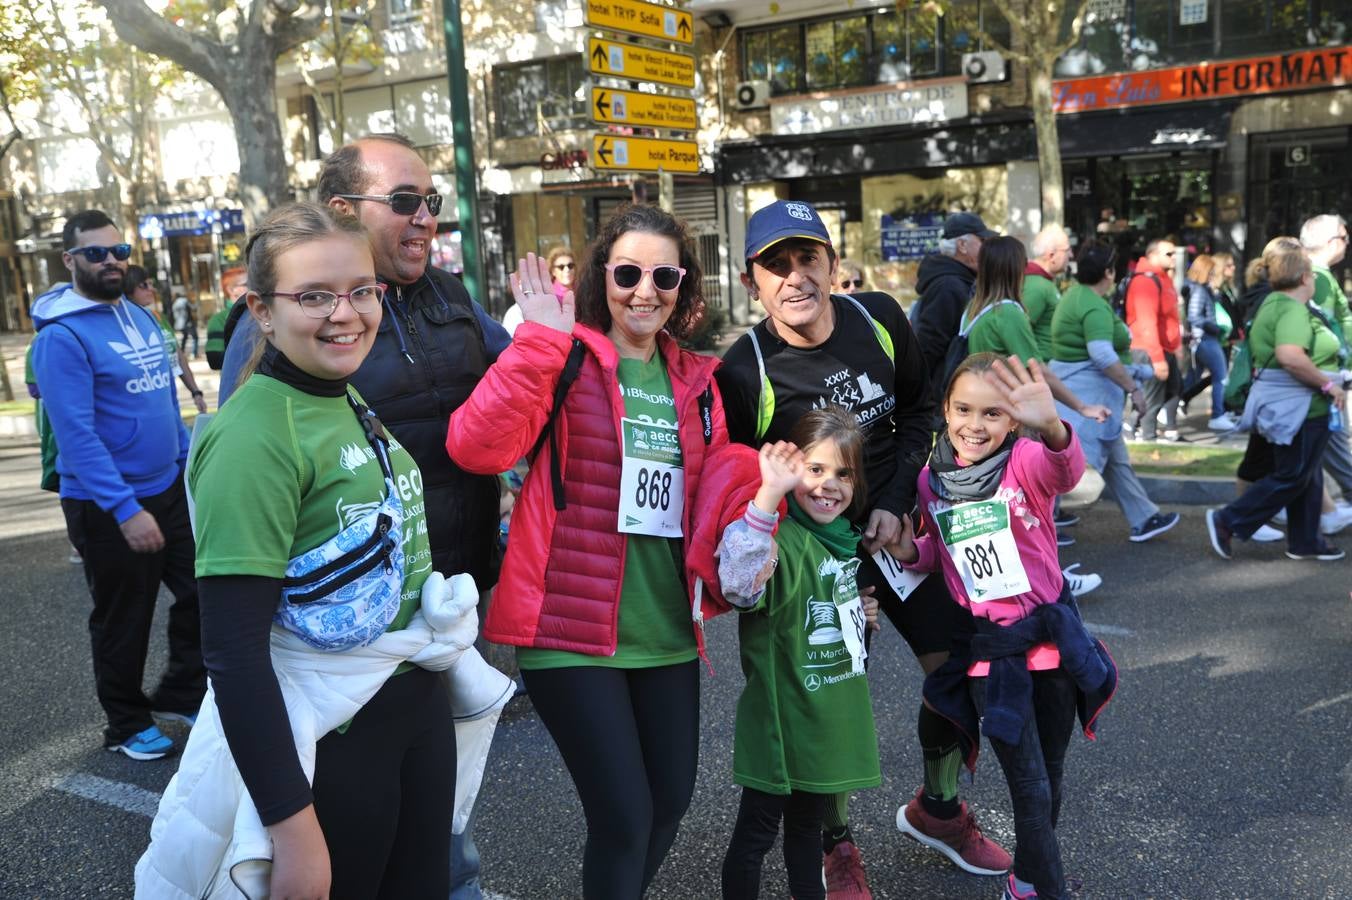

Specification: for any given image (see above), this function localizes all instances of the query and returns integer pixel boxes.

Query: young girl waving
[887,353,1116,900]
[714,407,881,900]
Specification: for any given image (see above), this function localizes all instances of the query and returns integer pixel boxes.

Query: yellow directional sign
[592,134,700,173]
[587,37,696,91]
[584,0,694,46]
[590,87,697,130]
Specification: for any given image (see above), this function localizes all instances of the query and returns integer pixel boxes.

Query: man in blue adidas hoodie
[31,210,205,761]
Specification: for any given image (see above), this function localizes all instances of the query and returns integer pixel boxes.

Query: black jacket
[911,254,977,408]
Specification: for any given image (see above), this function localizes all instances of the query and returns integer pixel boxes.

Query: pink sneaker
[1002,872,1037,898]
[823,840,872,899]
[897,787,1011,876]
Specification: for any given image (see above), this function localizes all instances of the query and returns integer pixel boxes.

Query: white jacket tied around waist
[135,572,513,900]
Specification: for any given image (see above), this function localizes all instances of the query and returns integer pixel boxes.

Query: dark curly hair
[573,204,705,340]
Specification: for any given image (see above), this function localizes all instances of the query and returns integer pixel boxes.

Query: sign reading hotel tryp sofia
[1053,46,1351,113]
[585,0,693,46]
[587,37,696,90]
[771,79,968,136]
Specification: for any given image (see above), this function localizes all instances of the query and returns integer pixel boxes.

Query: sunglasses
[337,192,443,216]
[71,244,132,263]
[264,284,386,319]
[605,263,685,292]
[841,279,863,288]
[553,262,575,271]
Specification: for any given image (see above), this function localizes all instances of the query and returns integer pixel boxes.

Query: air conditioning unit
[735,80,771,110]
[962,51,1008,84]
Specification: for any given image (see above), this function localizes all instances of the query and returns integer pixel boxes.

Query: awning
[1057,102,1233,159]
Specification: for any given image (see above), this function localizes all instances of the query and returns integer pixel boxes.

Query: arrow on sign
[595,91,610,119]
[678,18,690,40]
[597,139,612,165]
[591,44,606,69]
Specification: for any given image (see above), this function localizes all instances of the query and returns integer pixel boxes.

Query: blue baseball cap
[745,200,832,261]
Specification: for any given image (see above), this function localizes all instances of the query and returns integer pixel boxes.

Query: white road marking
[52,772,160,817]
[1299,691,1352,715]
[1083,621,1135,637]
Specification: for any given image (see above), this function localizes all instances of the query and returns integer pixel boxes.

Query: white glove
[420,571,480,651]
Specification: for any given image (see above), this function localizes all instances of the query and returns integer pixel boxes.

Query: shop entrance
[1247,127,1352,273]
[1065,152,1216,258]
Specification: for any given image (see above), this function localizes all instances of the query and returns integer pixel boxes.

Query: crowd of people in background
[20,127,1349,900]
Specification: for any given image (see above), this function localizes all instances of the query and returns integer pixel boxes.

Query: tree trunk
[222,61,292,228]
[1029,61,1065,228]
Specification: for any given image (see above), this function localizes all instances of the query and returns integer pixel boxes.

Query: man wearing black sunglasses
[30,209,205,761]
[218,134,510,898]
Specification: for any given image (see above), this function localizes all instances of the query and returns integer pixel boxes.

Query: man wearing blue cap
[718,200,1011,897]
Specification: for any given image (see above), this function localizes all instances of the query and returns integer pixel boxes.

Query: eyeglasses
[135,281,155,292]
[70,244,132,263]
[336,192,443,217]
[553,262,575,271]
[605,263,686,292]
[264,284,386,319]
[841,279,864,288]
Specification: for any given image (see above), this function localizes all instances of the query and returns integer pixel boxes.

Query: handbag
[275,394,407,652]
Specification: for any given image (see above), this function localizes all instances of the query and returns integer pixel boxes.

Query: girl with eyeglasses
[125,265,208,414]
[448,203,732,898]
[834,258,865,294]
[140,202,481,898]
[502,245,577,336]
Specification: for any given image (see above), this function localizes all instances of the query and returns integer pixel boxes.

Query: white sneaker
[1272,509,1288,526]
[1320,508,1352,535]
[1062,563,1102,598]
[1207,415,1239,432]
[1250,524,1283,542]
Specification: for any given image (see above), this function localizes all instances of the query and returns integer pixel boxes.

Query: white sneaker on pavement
[1062,563,1102,598]
[1320,507,1352,535]
[1250,524,1283,542]
[1207,415,1239,432]
[1272,509,1288,526]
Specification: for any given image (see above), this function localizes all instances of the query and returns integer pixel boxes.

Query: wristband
[190,390,204,397]
[1321,381,1335,396]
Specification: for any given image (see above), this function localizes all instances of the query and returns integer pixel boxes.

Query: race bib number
[617,417,684,537]
[833,558,866,673]
[934,500,1031,603]
[871,549,928,603]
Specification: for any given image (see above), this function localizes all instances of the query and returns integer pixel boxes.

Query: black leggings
[311,665,455,900]
[722,787,827,900]
[523,661,700,900]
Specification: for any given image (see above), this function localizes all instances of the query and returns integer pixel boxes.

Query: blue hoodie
[31,285,189,523]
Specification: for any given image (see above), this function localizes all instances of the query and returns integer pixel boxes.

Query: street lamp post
[441,0,484,304]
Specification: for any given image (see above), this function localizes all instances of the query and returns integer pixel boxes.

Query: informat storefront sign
[881,213,944,262]
[139,209,245,239]
[772,79,968,136]
[1053,46,1352,113]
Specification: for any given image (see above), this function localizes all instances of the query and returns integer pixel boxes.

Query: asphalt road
[1,433,1350,899]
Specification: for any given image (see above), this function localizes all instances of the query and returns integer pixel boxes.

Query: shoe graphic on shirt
[804,597,843,645]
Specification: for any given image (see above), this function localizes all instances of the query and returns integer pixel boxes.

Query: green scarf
[786,495,861,561]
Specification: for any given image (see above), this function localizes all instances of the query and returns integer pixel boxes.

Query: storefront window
[494,56,586,139]
[806,16,869,90]
[942,1,981,76]
[873,8,939,81]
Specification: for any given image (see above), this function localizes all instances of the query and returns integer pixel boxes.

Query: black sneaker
[1130,511,1181,543]
[1285,545,1345,561]
[1054,512,1080,528]
[1206,508,1232,559]
[1056,533,1076,547]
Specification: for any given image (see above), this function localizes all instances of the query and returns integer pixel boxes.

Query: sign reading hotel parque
[771,78,968,136]
[584,0,693,46]
[592,134,700,173]
[1053,46,1351,113]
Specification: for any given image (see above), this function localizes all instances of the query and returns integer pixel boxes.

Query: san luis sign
[1053,46,1351,114]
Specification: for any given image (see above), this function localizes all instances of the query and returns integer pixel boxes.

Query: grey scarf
[928,432,1017,502]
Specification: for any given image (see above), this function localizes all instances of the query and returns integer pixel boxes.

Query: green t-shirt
[1021,274,1060,362]
[149,310,181,376]
[966,300,1041,364]
[733,520,880,795]
[1248,292,1341,419]
[205,305,233,356]
[1050,282,1132,364]
[1313,266,1352,346]
[188,375,432,634]
[518,352,696,671]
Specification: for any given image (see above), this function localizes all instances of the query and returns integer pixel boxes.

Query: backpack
[1111,270,1161,320]
[1224,296,1327,414]
[936,299,1020,397]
